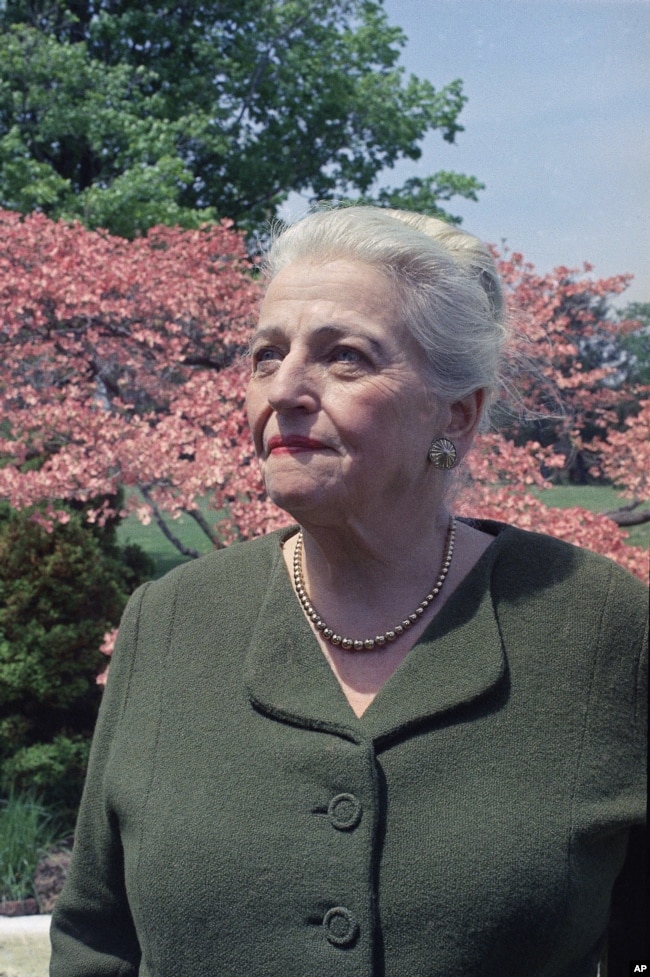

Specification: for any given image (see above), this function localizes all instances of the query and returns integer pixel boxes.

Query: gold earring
[428,438,457,469]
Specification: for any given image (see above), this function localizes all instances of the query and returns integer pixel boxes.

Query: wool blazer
[50,521,648,977]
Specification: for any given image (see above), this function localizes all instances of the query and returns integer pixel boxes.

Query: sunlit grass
[116,499,217,578]
[116,486,649,580]
[0,790,62,903]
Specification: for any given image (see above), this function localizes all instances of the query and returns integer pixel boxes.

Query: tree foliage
[0,209,647,583]
[0,208,261,549]
[494,252,646,483]
[0,0,481,236]
[615,302,650,386]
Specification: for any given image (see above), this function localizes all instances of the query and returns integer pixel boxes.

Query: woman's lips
[267,435,328,455]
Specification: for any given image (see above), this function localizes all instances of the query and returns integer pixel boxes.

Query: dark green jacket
[50,523,647,977]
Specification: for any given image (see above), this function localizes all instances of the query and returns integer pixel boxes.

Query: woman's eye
[332,346,364,364]
[253,347,282,369]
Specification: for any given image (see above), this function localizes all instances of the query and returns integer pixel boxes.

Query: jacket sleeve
[606,824,648,967]
[604,568,649,966]
[606,646,649,965]
[49,584,149,977]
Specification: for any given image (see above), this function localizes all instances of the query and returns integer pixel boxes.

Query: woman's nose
[267,354,319,412]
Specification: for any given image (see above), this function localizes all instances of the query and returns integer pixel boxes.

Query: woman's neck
[281,515,496,718]
[286,509,455,640]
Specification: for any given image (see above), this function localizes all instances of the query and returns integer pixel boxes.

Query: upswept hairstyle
[264,206,509,409]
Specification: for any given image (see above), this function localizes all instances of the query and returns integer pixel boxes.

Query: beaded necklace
[292,517,456,652]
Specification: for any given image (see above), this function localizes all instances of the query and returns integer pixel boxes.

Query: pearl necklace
[292,517,456,652]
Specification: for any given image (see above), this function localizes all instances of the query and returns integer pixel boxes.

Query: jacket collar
[244,528,507,746]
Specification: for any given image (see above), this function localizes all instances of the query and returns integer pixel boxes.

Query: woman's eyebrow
[310,324,385,354]
[251,322,385,354]
[249,324,288,348]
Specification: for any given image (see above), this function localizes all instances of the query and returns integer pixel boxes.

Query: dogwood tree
[495,251,643,475]
[0,210,647,583]
[0,209,269,553]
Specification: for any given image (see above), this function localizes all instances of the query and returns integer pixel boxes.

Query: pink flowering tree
[0,209,282,554]
[0,210,647,596]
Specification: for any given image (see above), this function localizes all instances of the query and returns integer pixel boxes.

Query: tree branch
[604,507,650,527]
[188,507,224,548]
[139,486,201,559]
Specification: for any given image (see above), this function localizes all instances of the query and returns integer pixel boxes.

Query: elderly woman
[50,208,647,976]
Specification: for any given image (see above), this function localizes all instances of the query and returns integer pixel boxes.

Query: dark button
[323,906,359,947]
[327,793,362,831]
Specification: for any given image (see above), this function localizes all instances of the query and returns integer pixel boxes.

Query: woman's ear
[447,388,486,440]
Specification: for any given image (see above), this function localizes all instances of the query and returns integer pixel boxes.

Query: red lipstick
[267,435,327,455]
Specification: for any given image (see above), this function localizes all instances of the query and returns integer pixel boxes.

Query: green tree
[0,0,481,236]
[616,302,650,386]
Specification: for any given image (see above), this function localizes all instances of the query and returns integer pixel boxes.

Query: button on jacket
[50,522,648,977]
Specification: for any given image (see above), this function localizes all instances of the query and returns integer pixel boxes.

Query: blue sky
[286,0,649,307]
[383,0,650,306]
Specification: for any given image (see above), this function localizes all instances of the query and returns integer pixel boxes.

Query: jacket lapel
[244,531,507,745]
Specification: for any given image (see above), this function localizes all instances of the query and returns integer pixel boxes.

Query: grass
[117,485,649,580]
[0,790,62,903]
[116,505,216,578]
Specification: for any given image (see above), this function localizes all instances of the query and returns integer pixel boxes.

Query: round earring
[428,437,457,469]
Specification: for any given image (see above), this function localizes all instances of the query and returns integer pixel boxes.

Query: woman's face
[246,258,452,528]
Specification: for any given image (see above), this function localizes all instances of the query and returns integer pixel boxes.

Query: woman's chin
[267,491,323,521]
[265,479,332,523]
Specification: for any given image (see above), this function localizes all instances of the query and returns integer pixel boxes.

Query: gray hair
[264,206,508,408]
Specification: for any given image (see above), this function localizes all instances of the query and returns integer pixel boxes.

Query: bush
[1,736,92,816]
[0,501,154,814]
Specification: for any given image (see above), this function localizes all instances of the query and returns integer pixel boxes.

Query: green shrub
[1,736,92,816]
[0,501,154,814]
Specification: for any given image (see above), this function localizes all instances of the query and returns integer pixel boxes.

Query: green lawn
[117,486,649,579]
[116,506,216,578]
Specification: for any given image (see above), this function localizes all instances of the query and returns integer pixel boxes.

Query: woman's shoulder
[467,517,644,579]
[470,518,648,628]
[144,526,296,597]
[110,528,298,677]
